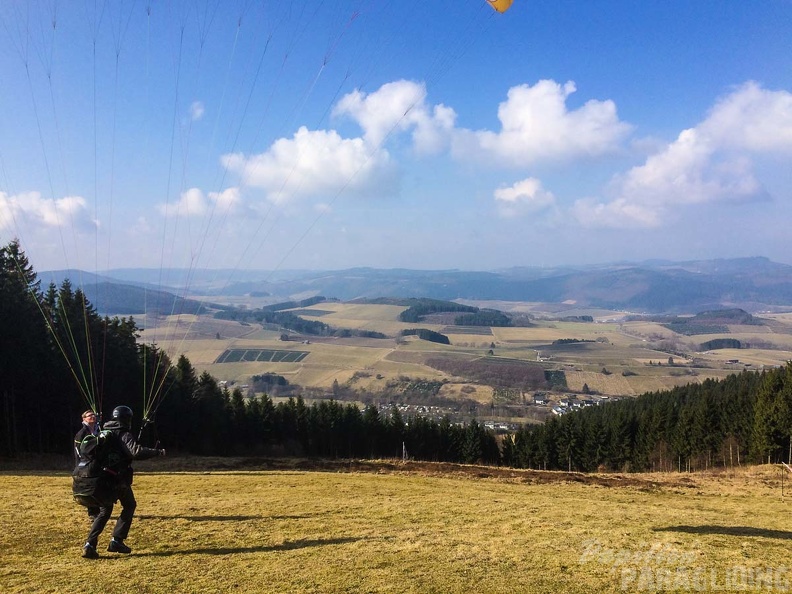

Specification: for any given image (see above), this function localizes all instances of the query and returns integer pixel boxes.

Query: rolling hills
[44,257,792,316]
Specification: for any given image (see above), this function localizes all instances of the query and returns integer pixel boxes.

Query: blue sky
[1,0,791,276]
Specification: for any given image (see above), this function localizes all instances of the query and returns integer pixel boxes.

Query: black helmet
[112,405,134,427]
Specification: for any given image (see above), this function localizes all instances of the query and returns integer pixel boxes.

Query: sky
[1,0,792,277]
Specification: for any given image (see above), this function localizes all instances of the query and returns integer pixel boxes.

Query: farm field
[138,302,792,406]
[2,461,792,593]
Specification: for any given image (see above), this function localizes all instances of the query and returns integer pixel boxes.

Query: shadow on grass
[137,514,313,522]
[654,525,792,540]
[135,536,363,557]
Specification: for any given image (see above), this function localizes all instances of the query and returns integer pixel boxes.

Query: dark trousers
[85,486,137,546]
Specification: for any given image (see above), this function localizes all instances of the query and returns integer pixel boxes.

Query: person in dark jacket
[81,405,165,559]
[74,410,101,521]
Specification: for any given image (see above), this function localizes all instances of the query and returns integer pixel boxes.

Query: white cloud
[158,187,243,218]
[190,101,205,121]
[411,103,457,155]
[224,78,630,216]
[222,79,631,213]
[210,187,242,212]
[162,188,207,217]
[222,126,395,203]
[494,178,556,218]
[701,81,792,152]
[575,82,789,229]
[335,81,423,147]
[457,80,632,165]
[0,191,95,231]
[616,128,762,206]
[334,80,456,154]
[128,216,155,236]
[572,197,662,229]
[222,81,461,207]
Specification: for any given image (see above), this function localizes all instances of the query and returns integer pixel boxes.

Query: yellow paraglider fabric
[487,0,514,13]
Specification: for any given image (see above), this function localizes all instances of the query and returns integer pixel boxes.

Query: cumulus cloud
[211,187,242,212]
[159,187,243,218]
[614,128,761,207]
[494,178,556,218]
[222,126,395,203]
[701,81,792,151]
[335,80,424,147]
[223,81,459,205]
[0,191,95,231]
[226,78,632,211]
[411,103,457,155]
[456,80,632,165]
[222,79,633,211]
[333,79,456,154]
[129,216,155,236]
[574,82,791,228]
[221,82,456,205]
[335,78,631,162]
[571,197,662,229]
[163,188,207,217]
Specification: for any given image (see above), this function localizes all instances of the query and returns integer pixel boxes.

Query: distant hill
[37,270,207,316]
[42,257,792,315]
[202,257,792,313]
[84,282,208,316]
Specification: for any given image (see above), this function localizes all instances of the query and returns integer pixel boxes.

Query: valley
[138,299,792,425]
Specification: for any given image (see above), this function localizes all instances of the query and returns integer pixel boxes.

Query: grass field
[2,460,792,593]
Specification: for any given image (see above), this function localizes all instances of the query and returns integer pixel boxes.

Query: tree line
[503,366,792,472]
[218,305,386,339]
[401,328,450,344]
[156,359,499,463]
[454,310,512,327]
[398,299,478,323]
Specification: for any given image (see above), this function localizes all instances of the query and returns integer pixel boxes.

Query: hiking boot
[107,538,131,554]
[82,543,99,559]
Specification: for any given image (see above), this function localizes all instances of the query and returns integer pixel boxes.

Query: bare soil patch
[2,454,693,492]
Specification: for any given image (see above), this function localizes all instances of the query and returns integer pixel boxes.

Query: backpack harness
[72,429,125,507]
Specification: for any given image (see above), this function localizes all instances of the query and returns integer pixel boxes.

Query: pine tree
[0,240,53,454]
[751,364,792,463]
[462,419,484,464]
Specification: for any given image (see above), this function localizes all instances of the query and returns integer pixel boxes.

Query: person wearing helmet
[81,405,165,559]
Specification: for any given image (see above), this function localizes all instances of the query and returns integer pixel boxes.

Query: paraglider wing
[487,0,514,13]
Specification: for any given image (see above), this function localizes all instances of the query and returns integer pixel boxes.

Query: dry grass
[2,461,792,593]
